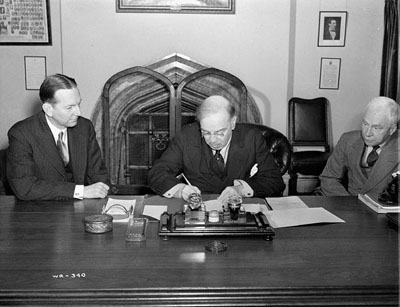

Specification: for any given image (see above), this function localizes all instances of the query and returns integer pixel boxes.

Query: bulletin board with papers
[0,0,51,45]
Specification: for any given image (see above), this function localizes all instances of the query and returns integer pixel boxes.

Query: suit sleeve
[147,133,184,195]
[7,125,76,200]
[319,134,351,196]
[84,122,109,185]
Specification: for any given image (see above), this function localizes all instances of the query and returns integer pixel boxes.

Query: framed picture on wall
[0,0,51,45]
[319,57,341,90]
[116,0,235,14]
[318,11,347,47]
[24,56,47,90]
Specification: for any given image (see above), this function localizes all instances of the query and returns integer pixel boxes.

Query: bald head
[196,95,237,151]
[196,95,236,121]
[365,97,399,126]
[362,96,399,146]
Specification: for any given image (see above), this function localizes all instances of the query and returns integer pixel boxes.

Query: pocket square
[250,163,258,177]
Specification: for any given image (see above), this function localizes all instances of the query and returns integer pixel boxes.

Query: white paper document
[103,197,136,222]
[203,199,223,211]
[265,196,309,210]
[263,207,345,228]
[143,205,168,220]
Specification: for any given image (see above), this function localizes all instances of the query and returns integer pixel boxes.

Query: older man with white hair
[148,95,285,204]
[320,96,399,198]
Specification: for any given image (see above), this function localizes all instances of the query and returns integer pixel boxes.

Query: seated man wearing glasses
[147,95,285,204]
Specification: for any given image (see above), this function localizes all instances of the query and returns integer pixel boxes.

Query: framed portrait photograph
[318,11,347,47]
[319,57,341,90]
[116,0,235,14]
[0,0,51,45]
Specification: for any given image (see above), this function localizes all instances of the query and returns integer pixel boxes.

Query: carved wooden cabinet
[91,54,260,190]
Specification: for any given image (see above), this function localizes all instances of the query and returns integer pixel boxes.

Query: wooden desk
[0,195,398,306]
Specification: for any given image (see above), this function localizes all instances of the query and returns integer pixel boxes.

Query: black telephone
[378,172,399,205]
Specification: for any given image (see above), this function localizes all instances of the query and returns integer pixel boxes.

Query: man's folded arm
[7,128,76,200]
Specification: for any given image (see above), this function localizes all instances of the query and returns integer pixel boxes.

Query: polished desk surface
[0,195,398,306]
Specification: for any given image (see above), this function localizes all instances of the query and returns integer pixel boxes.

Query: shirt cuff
[163,183,186,198]
[74,185,84,199]
[234,179,253,197]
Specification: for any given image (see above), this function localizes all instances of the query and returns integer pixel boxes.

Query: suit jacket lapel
[348,137,367,179]
[225,127,246,179]
[37,112,66,176]
[68,126,86,181]
[363,132,399,192]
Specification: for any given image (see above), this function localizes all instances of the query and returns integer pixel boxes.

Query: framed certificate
[24,56,47,90]
[319,58,341,90]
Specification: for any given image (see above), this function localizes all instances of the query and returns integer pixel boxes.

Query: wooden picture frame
[116,0,235,14]
[0,0,51,45]
[319,57,341,90]
[318,11,347,47]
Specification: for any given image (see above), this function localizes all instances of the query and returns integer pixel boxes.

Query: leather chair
[243,123,292,176]
[287,97,331,195]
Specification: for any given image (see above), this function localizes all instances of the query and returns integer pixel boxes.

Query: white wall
[293,0,384,145]
[59,0,291,133]
[0,0,62,148]
[0,0,384,149]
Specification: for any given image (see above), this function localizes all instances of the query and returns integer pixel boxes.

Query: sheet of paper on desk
[263,207,345,228]
[266,196,309,210]
[204,199,224,211]
[103,197,136,222]
[143,205,167,220]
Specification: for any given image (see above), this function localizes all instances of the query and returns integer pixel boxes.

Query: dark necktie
[214,150,225,174]
[57,131,69,166]
[366,145,379,167]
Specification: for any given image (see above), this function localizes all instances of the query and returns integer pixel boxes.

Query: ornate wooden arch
[92,54,261,187]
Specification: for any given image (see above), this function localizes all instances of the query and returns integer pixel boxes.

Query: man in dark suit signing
[147,95,285,204]
[7,74,110,200]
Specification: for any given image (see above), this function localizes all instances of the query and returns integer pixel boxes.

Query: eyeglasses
[201,129,227,139]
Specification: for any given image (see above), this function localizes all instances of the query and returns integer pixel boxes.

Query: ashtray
[204,240,228,253]
[83,214,113,234]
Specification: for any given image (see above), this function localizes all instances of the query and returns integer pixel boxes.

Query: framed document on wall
[0,0,51,45]
[319,58,341,90]
[24,56,47,90]
[318,11,347,47]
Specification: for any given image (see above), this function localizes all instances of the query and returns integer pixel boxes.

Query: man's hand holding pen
[182,184,202,201]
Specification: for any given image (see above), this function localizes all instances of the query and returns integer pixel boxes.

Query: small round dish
[205,240,228,253]
[83,214,113,234]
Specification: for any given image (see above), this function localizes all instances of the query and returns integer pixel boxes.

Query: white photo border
[318,11,347,47]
